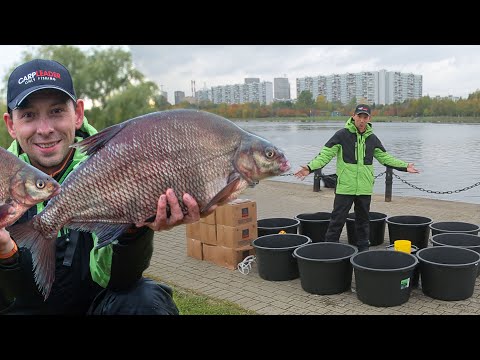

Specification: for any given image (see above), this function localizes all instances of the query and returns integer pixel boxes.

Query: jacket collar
[345,117,373,136]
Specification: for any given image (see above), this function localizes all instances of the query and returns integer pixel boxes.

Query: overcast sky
[1,45,480,105]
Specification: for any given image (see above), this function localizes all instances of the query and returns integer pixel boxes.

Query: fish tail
[8,220,57,300]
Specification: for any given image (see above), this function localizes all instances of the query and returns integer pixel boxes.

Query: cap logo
[7,59,76,111]
[18,70,61,86]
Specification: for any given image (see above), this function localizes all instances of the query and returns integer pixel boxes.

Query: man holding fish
[0,59,203,314]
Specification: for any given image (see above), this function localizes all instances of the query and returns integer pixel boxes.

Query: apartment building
[296,69,422,105]
[274,77,291,100]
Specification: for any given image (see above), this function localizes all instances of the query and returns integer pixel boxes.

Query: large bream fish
[0,146,60,229]
[9,109,291,298]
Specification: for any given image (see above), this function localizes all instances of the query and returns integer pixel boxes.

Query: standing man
[294,104,419,252]
[0,59,208,314]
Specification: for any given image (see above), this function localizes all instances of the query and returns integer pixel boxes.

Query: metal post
[313,168,322,192]
[385,167,393,202]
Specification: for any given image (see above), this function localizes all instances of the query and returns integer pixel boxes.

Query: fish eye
[36,179,45,189]
[265,147,275,158]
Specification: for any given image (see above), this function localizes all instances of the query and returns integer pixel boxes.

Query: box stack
[185,199,257,269]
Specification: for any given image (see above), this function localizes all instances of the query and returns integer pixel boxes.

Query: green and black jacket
[0,117,154,314]
[307,117,408,195]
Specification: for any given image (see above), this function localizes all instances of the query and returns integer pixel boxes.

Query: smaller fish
[0,146,61,229]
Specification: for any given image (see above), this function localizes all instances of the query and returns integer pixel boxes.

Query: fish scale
[9,109,291,299]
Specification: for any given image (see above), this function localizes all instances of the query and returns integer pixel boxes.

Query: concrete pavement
[145,180,480,315]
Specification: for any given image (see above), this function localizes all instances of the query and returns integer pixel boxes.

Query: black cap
[354,104,371,116]
[7,59,77,111]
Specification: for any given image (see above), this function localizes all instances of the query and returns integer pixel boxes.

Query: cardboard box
[216,223,258,249]
[200,222,217,245]
[215,199,257,227]
[202,243,223,266]
[185,221,201,240]
[202,244,255,270]
[221,245,255,270]
[200,210,216,224]
[186,238,203,260]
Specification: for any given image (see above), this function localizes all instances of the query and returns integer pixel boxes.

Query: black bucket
[431,233,480,277]
[429,221,480,236]
[257,218,300,238]
[386,244,420,288]
[386,215,433,249]
[416,246,480,301]
[294,212,331,243]
[346,212,387,246]
[351,250,418,307]
[293,242,357,295]
[252,234,311,281]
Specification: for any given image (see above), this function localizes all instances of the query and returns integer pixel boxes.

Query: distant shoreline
[232,116,480,124]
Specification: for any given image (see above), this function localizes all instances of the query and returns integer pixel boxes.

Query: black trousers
[325,194,372,250]
[87,277,179,315]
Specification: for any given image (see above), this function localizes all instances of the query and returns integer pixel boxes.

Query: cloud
[129,45,480,103]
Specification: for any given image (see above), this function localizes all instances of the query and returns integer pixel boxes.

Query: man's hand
[294,165,310,181]
[136,188,203,231]
[407,163,420,173]
[0,228,15,257]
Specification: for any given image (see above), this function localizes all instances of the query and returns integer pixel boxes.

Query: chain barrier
[280,171,386,177]
[275,169,479,196]
[392,172,480,194]
[278,170,386,179]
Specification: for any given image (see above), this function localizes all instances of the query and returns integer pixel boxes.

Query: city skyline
[192,70,423,106]
[1,45,479,104]
[129,45,480,104]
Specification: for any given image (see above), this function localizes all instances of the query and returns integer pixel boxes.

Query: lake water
[236,120,480,205]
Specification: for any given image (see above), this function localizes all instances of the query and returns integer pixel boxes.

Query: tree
[0,45,174,142]
[295,90,314,116]
[79,47,145,109]
[91,82,170,130]
[296,90,315,108]
[3,45,146,111]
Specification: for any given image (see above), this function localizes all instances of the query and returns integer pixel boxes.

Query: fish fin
[200,174,241,214]
[70,122,127,156]
[67,222,132,249]
[7,220,57,300]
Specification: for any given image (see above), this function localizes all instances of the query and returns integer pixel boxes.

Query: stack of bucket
[253,215,480,305]
[253,216,359,295]
[253,217,305,281]
[417,221,480,300]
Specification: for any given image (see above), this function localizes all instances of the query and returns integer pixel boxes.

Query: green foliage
[0,126,11,149]
[93,81,172,130]
[0,45,170,141]
[296,90,315,109]
[17,45,146,109]
[79,48,145,109]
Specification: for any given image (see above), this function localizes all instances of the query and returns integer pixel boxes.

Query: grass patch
[173,286,257,315]
[145,274,257,315]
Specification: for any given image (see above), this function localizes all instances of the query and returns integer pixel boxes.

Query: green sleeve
[89,233,113,288]
[374,148,408,171]
[308,144,340,171]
